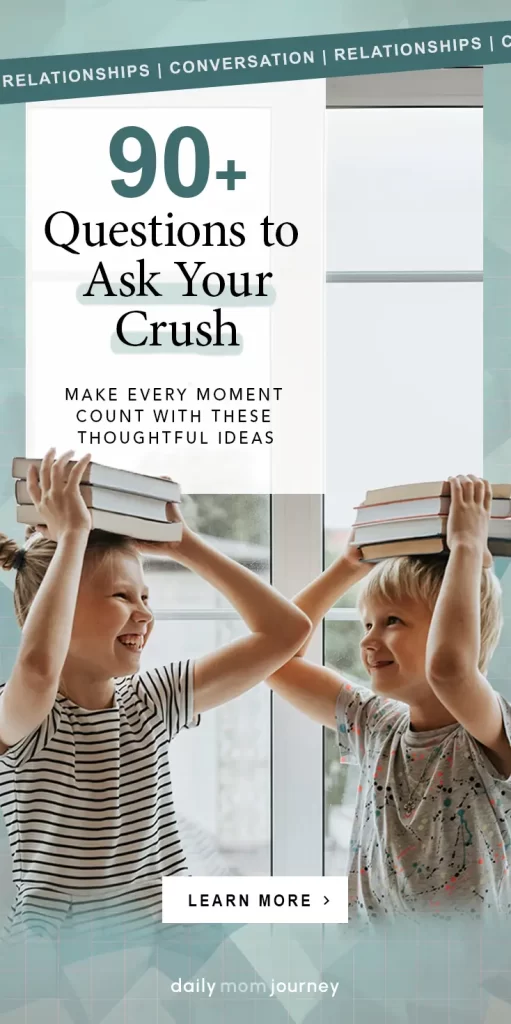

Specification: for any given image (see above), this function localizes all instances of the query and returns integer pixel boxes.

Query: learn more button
[162,877,348,924]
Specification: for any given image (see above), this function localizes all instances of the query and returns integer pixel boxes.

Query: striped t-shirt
[0,660,198,940]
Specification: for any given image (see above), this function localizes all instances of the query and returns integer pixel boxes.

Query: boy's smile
[359,596,433,700]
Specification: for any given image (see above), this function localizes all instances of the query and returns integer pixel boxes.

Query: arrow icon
[323,896,330,905]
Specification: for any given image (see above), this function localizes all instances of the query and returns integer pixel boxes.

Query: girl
[0,448,310,940]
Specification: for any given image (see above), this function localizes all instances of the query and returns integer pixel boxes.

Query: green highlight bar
[77,282,276,305]
[0,22,510,104]
[111,331,243,353]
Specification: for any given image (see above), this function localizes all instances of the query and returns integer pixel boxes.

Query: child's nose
[135,604,152,622]
[360,630,378,650]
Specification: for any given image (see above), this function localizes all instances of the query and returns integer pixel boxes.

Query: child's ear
[483,548,493,570]
[25,524,49,541]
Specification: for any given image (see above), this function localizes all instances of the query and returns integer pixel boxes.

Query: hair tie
[12,549,26,572]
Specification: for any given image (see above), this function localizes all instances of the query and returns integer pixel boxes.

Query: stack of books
[352,480,511,562]
[12,458,183,543]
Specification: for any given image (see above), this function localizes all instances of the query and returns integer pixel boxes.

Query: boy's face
[359,594,433,701]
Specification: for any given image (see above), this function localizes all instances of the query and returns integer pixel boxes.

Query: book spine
[12,460,180,503]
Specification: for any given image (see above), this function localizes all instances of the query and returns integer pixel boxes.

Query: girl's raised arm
[0,449,92,752]
[137,513,311,714]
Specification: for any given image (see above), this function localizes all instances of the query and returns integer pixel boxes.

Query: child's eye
[113,592,128,600]
[387,615,401,625]
[364,622,372,632]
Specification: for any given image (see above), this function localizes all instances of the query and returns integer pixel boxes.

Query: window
[141,77,484,880]
[324,101,483,874]
[141,495,271,877]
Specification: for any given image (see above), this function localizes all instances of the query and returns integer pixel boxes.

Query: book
[354,495,511,526]
[15,479,170,523]
[17,504,183,543]
[360,536,511,562]
[362,481,511,506]
[354,515,511,547]
[12,458,181,504]
[361,537,448,560]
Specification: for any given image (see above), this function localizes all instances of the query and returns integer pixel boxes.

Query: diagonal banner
[1,21,511,104]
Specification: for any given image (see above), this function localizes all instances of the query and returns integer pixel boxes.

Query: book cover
[0,3,510,1023]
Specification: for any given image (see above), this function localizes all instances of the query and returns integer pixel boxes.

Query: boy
[269,475,511,921]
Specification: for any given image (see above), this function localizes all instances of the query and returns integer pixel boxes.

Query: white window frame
[154,68,484,877]
[271,495,324,875]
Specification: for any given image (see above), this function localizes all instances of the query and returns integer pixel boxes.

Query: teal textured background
[2,0,511,56]
[484,66,511,720]
[1,3,511,1022]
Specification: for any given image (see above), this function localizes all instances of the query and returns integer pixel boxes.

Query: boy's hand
[342,527,372,576]
[447,475,493,568]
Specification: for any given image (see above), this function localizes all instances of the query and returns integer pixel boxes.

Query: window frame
[321,68,484,877]
[152,68,483,877]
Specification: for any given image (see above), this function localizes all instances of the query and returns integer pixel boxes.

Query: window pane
[144,494,269,611]
[327,108,482,271]
[144,491,271,874]
[324,280,482,873]
[326,282,483,535]
[324,620,365,876]
[143,618,271,876]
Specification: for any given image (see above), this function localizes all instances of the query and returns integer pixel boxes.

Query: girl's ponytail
[0,534,22,573]
[0,531,57,626]
[0,528,139,627]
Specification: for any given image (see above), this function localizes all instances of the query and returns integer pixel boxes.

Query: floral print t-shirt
[335,682,511,924]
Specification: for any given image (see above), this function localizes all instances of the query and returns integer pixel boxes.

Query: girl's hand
[135,477,194,557]
[26,448,92,541]
[447,475,493,568]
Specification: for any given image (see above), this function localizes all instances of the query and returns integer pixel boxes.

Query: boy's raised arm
[288,533,371,655]
[267,535,371,729]
[425,475,511,776]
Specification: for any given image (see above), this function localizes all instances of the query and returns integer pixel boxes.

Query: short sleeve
[0,685,62,771]
[134,660,199,740]
[466,693,511,783]
[335,680,403,765]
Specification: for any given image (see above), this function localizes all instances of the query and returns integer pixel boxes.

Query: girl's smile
[64,548,154,694]
[117,632,148,653]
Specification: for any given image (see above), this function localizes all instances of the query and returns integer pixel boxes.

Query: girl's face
[67,549,154,681]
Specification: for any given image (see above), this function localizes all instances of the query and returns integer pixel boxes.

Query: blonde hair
[357,555,503,674]
[0,529,141,628]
